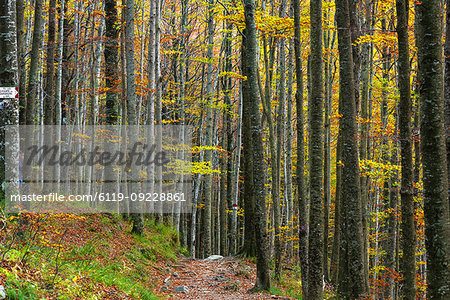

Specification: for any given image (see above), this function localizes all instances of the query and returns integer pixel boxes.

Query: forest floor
[0,213,301,299]
[159,256,293,299]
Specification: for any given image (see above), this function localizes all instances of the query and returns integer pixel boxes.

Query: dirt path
[158,256,292,299]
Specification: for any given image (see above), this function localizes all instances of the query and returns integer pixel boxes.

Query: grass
[4,275,40,299]
[269,265,304,299]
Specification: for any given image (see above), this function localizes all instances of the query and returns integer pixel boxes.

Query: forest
[0,0,449,298]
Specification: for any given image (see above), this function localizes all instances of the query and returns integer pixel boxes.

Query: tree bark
[224,16,234,256]
[243,0,271,290]
[242,29,256,258]
[105,0,119,126]
[25,0,44,125]
[359,0,372,287]
[396,0,416,297]
[154,0,162,222]
[286,34,294,259]
[417,0,450,296]
[445,0,450,232]
[203,0,215,258]
[335,0,367,297]
[293,0,308,295]
[104,0,120,212]
[125,0,144,235]
[44,0,56,124]
[323,3,334,282]
[307,0,324,298]
[16,0,25,125]
[0,0,19,199]
[274,0,287,280]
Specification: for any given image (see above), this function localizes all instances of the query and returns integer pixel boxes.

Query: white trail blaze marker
[0,87,19,99]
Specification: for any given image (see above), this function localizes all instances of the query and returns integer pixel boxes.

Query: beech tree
[203,0,215,258]
[243,0,271,290]
[0,0,19,199]
[417,0,450,297]
[293,0,308,295]
[25,0,43,126]
[307,0,324,298]
[125,0,144,235]
[396,0,416,297]
[335,0,367,297]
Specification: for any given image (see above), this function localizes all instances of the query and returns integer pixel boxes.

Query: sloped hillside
[0,213,304,299]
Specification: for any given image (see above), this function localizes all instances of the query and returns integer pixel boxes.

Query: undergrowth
[0,212,185,299]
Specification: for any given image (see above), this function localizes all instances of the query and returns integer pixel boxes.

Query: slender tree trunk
[417,0,450,296]
[16,0,25,125]
[125,0,144,235]
[20,0,44,214]
[260,37,277,260]
[293,0,308,295]
[335,0,367,297]
[396,0,416,297]
[359,0,372,287]
[445,0,450,229]
[286,34,294,259]
[105,0,119,125]
[44,0,56,124]
[203,0,215,257]
[154,0,162,223]
[219,17,232,256]
[25,0,44,125]
[274,0,287,280]
[104,0,120,212]
[242,31,256,257]
[176,0,188,239]
[224,16,234,256]
[229,81,242,255]
[307,0,324,298]
[243,0,271,290]
[323,4,333,282]
[53,0,64,191]
[0,0,19,200]
[146,0,156,210]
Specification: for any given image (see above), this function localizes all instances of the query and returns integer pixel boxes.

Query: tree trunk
[220,16,232,256]
[16,0,25,125]
[417,0,450,296]
[25,0,44,125]
[105,0,119,125]
[243,0,271,290]
[242,30,256,258]
[359,0,372,287]
[224,16,234,256]
[274,0,287,280]
[203,0,215,257]
[307,0,324,298]
[154,0,162,223]
[396,0,416,297]
[125,0,143,235]
[0,0,19,199]
[335,0,367,297]
[445,0,450,237]
[293,0,308,295]
[104,0,120,212]
[44,0,56,125]
[323,3,334,282]
[285,34,294,260]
